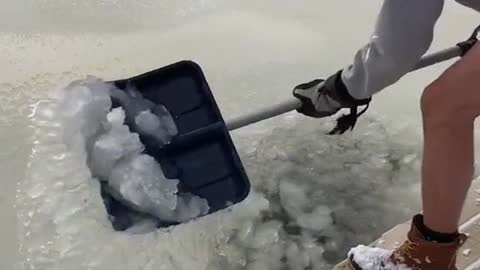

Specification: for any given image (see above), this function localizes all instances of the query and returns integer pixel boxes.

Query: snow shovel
[104,25,479,231]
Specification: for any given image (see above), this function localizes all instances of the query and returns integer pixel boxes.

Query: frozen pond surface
[0,1,479,269]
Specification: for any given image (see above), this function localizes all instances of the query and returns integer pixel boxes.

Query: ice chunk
[73,80,208,223]
[174,193,210,222]
[90,108,144,179]
[109,84,155,123]
[152,104,178,136]
[302,238,327,268]
[135,110,161,134]
[279,181,309,215]
[235,220,255,246]
[286,242,309,270]
[106,107,126,126]
[106,152,209,223]
[278,181,333,231]
[124,218,159,235]
[247,221,282,249]
[58,77,112,149]
[135,110,170,143]
[108,154,179,220]
[296,205,332,232]
[135,107,178,144]
[110,84,178,145]
[54,77,209,224]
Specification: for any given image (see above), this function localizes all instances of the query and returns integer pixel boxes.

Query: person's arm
[293,0,451,134]
[341,0,445,100]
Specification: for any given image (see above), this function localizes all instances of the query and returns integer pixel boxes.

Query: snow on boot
[347,214,467,270]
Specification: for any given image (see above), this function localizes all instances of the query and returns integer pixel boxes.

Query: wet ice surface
[17,82,426,269]
[7,1,479,270]
[230,113,424,267]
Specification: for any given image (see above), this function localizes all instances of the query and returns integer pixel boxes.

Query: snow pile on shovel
[57,76,209,224]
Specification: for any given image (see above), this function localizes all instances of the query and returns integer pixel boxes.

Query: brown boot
[347,214,467,270]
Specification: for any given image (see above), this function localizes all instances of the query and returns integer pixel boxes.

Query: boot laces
[398,239,418,259]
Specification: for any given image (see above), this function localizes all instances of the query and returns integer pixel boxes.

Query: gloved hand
[293,70,372,134]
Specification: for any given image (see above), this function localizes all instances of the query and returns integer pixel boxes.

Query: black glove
[293,70,372,134]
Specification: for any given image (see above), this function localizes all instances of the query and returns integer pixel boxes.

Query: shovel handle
[225,45,462,132]
[226,98,302,131]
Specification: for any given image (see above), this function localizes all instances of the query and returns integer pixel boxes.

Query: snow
[347,245,411,270]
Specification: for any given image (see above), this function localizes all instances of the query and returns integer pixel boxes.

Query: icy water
[1,1,479,269]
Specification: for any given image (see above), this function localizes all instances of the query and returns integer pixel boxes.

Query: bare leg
[347,43,480,270]
[421,42,480,233]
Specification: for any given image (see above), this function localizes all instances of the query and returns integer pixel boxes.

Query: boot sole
[334,256,360,270]
[347,255,363,270]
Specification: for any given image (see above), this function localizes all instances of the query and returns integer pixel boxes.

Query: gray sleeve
[340,0,445,100]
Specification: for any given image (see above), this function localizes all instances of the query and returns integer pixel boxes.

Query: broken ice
[58,76,113,152]
[110,84,178,144]
[89,108,145,180]
[57,77,209,225]
[135,107,178,144]
[108,154,180,219]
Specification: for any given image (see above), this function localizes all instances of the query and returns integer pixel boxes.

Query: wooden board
[333,178,480,270]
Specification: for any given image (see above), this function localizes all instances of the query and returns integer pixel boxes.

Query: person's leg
[348,43,480,270]
[421,41,480,234]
